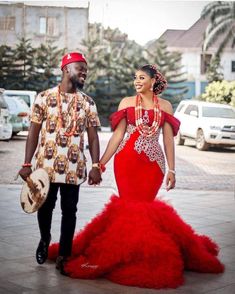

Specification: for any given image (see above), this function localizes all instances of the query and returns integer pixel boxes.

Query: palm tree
[202,1,235,56]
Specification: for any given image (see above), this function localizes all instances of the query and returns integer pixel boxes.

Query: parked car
[4,96,30,136]
[0,89,12,140]
[4,90,37,109]
[174,100,235,151]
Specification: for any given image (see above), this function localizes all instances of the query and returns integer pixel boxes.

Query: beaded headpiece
[140,64,168,95]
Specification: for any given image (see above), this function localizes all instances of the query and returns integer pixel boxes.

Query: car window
[0,95,8,109]
[16,98,30,112]
[5,97,29,113]
[202,106,235,118]
[184,105,199,115]
[176,103,185,112]
[4,97,18,112]
[5,94,30,107]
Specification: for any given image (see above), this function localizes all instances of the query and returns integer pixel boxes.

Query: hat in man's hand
[20,168,50,214]
[61,52,87,70]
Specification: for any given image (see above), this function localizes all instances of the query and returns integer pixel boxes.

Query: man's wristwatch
[92,163,106,173]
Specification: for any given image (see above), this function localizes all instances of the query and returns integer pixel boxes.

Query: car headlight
[210,126,221,130]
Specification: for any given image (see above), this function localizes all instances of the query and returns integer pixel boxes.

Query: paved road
[0,132,234,191]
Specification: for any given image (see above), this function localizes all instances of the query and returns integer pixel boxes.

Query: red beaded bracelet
[22,163,32,168]
[99,163,106,173]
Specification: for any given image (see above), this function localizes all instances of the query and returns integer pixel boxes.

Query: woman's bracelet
[168,169,176,175]
[99,163,106,173]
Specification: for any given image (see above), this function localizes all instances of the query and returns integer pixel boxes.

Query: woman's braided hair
[139,64,167,95]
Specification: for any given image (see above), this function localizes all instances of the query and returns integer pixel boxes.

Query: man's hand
[88,168,102,185]
[19,166,32,181]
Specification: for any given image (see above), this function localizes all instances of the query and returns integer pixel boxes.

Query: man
[19,52,102,274]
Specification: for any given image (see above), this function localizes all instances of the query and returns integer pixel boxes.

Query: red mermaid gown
[48,107,224,289]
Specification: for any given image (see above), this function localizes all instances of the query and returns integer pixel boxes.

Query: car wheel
[12,132,19,137]
[196,129,209,151]
[175,132,185,145]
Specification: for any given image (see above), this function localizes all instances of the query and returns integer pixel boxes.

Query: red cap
[61,52,87,70]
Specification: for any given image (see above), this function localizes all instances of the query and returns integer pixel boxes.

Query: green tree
[0,39,65,91]
[147,39,188,109]
[206,56,224,83]
[81,23,148,124]
[0,45,16,89]
[35,42,64,92]
[81,23,107,95]
[13,38,37,90]
[116,40,148,97]
[202,1,235,56]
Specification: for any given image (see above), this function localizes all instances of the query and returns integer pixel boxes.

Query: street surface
[0,132,234,191]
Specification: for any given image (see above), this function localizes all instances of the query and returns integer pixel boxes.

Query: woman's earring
[150,84,154,91]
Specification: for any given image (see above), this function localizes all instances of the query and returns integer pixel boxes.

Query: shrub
[201,80,235,107]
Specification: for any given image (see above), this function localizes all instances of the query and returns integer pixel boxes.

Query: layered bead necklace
[135,94,162,137]
[57,85,78,137]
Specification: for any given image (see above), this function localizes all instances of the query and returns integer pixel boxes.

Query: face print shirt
[30,85,101,185]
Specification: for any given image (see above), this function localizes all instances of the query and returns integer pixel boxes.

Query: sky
[7,0,211,45]
[89,0,210,45]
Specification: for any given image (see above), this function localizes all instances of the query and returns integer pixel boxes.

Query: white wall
[168,46,235,95]
[221,51,235,81]
[169,46,235,81]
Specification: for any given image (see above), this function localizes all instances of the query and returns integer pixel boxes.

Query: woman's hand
[165,171,176,191]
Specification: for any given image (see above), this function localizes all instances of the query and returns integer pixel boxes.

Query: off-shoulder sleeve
[164,112,181,136]
[109,108,127,131]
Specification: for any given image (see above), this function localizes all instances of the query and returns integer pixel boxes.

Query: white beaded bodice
[116,123,166,174]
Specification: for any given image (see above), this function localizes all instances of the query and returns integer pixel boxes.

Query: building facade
[0,2,89,51]
[147,17,235,98]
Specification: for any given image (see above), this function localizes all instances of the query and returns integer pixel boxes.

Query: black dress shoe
[56,256,69,276]
[36,237,51,264]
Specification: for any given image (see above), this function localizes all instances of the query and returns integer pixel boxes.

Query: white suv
[174,100,235,151]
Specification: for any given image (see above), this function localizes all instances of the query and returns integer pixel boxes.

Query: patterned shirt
[31,85,101,185]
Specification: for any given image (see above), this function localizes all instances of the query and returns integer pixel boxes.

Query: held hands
[165,170,176,191]
[88,167,102,185]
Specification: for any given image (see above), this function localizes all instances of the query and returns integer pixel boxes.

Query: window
[232,61,235,73]
[202,106,235,119]
[200,54,212,74]
[176,103,185,113]
[39,17,46,34]
[0,16,15,31]
[39,17,57,36]
[184,105,199,116]
[5,94,30,107]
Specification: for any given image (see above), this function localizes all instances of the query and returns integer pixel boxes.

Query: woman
[49,64,224,289]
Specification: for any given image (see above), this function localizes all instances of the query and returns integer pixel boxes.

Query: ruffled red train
[48,195,224,288]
